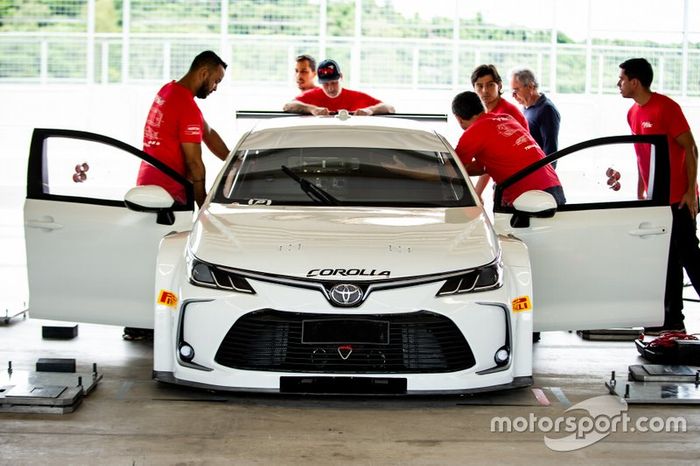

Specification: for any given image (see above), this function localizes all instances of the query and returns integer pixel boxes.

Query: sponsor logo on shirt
[497,123,518,138]
[184,124,202,136]
[514,135,530,146]
[641,121,653,129]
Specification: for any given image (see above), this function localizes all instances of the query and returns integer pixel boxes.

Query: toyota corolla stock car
[24,115,672,394]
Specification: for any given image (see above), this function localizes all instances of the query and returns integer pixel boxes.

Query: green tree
[95,0,120,32]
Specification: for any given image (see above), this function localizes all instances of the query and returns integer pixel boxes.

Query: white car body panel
[494,206,671,331]
[192,205,498,278]
[24,199,193,328]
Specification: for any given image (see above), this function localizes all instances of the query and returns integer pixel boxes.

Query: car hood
[189,205,499,280]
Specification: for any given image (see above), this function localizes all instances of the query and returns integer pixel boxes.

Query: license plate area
[302,319,389,345]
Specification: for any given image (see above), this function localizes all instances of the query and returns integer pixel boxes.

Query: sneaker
[643,325,686,336]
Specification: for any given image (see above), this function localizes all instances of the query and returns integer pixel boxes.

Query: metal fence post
[351,0,362,87]
[319,0,327,60]
[681,0,689,97]
[40,40,49,84]
[220,0,231,66]
[101,42,109,84]
[87,0,95,84]
[452,0,459,91]
[122,0,130,84]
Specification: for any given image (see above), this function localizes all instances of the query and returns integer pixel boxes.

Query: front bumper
[153,276,532,394]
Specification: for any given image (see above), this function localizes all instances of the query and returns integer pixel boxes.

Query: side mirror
[510,190,557,228]
[124,185,176,225]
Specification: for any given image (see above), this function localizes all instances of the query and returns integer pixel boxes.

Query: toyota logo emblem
[329,284,363,306]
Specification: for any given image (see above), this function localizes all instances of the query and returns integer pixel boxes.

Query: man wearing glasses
[510,67,561,167]
[283,59,395,116]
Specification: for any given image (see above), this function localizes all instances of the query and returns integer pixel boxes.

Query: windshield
[213,147,475,207]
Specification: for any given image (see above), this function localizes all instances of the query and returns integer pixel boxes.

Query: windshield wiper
[280,165,340,206]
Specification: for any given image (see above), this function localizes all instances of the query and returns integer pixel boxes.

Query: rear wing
[235,110,447,122]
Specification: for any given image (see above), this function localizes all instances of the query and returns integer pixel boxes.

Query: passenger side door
[493,135,671,331]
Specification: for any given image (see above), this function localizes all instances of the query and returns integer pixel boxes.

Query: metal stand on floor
[0,360,102,413]
[605,367,700,404]
[2,306,28,325]
[577,328,642,341]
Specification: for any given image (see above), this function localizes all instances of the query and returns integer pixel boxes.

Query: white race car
[24,116,671,394]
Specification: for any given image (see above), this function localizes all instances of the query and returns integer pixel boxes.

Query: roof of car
[236,115,449,152]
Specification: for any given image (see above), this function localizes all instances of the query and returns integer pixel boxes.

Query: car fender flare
[153,231,190,374]
[499,235,534,378]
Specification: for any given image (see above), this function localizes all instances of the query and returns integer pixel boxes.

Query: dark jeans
[664,202,700,327]
[543,185,567,206]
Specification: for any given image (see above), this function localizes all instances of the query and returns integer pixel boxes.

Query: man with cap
[283,59,395,116]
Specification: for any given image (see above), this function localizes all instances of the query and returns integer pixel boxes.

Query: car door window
[494,135,670,211]
[43,137,143,201]
[553,143,639,204]
[28,129,193,210]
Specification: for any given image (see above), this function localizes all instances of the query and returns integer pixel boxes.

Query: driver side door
[24,129,194,328]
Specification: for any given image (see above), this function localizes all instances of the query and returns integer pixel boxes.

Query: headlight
[189,257,256,294]
[436,260,502,296]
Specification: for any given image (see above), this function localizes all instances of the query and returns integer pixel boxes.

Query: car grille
[214,310,475,373]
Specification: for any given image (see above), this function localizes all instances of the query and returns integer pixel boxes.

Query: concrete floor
[1,298,700,465]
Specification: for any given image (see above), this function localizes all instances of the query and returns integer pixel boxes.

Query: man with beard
[293,54,318,92]
[130,51,230,342]
[137,50,230,208]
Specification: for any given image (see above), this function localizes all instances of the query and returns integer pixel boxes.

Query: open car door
[493,135,671,331]
[24,129,195,328]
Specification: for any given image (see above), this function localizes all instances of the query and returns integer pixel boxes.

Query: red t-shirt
[627,92,695,204]
[492,98,529,130]
[137,81,203,204]
[455,113,561,205]
[294,87,381,113]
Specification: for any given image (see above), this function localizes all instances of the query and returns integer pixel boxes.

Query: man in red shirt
[619,57,700,334]
[471,64,530,198]
[283,59,395,116]
[137,50,230,208]
[452,91,565,207]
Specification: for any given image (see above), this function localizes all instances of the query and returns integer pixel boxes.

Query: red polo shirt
[137,81,203,204]
[295,87,381,113]
[627,92,696,204]
[455,113,560,205]
[492,98,529,130]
